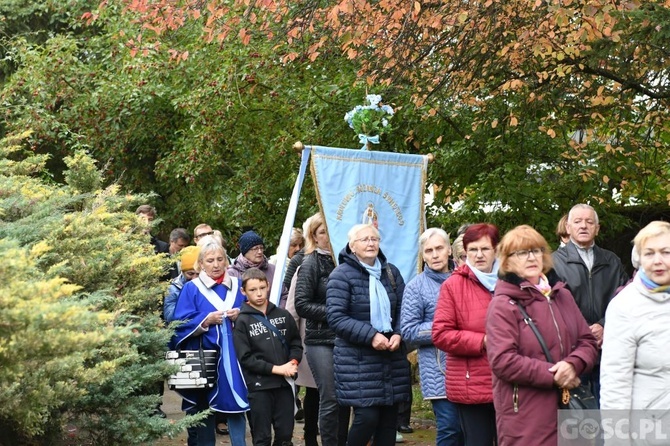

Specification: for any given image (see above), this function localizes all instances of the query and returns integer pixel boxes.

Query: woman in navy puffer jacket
[326,224,411,446]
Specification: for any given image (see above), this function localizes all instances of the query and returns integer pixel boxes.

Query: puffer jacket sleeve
[401,275,432,346]
[295,253,326,322]
[485,296,555,388]
[283,250,304,292]
[327,265,378,347]
[432,275,486,356]
[164,279,182,323]
[600,293,636,410]
[389,264,405,335]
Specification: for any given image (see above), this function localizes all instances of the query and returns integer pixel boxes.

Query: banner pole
[269,142,311,306]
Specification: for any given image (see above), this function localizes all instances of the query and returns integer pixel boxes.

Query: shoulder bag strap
[515,302,554,363]
[385,264,396,291]
[250,313,290,356]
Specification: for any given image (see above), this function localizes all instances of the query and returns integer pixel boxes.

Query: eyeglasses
[467,247,493,255]
[355,237,381,244]
[511,248,545,259]
[249,246,265,252]
[194,231,214,239]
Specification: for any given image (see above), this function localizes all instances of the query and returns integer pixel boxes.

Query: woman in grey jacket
[400,228,463,446]
[601,221,670,420]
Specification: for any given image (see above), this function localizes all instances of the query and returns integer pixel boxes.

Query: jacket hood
[633,274,670,303]
[496,269,566,305]
[338,244,388,272]
[239,300,277,315]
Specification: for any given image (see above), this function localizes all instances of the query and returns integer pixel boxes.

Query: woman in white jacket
[601,221,670,430]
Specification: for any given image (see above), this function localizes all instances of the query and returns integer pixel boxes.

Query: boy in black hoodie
[233,267,303,446]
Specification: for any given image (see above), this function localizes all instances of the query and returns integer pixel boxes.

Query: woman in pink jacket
[486,225,598,445]
[432,223,500,445]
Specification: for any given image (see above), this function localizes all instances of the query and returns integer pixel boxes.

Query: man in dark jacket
[233,268,303,446]
[552,203,628,404]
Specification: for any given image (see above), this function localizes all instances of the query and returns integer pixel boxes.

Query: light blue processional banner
[269,145,428,305]
[310,146,428,284]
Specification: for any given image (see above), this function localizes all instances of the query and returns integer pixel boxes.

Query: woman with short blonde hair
[601,221,670,417]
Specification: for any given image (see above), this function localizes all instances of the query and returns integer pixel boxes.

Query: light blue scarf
[359,258,393,332]
[466,258,500,293]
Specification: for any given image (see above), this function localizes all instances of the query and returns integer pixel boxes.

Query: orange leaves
[239,28,251,45]
[167,49,190,61]
[81,11,99,26]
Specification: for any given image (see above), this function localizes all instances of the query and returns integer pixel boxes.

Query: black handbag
[515,302,598,410]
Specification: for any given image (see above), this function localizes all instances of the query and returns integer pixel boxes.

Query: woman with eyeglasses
[227,230,287,306]
[432,223,500,445]
[485,225,597,445]
[326,223,411,446]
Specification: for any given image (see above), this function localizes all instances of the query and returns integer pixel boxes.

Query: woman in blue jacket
[326,224,411,446]
[400,228,463,446]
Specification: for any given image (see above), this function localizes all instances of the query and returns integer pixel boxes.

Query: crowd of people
[142,202,670,446]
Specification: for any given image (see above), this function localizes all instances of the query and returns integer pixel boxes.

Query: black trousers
[455,402,497,446]
[248,386,295,446]
[347,404,398,446]
[396,384,412,427]
[303,387,320,446]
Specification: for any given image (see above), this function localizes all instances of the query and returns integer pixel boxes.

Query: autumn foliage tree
[120,0,670,239]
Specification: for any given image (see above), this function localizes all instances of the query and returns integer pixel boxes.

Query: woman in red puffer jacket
[432,223,500,446]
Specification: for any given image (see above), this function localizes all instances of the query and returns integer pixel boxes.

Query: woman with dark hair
[432,223,500,445]
[486,225,597,445]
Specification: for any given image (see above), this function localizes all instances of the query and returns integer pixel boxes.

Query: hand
[564,376,581,390]
[549,361,578,388]
[590,323,604,347]
[483,335,487,350]
[372,333,390,351]
[273,362,298,377]
[202,310,225,328]
[388,334,402,352]
[226,308,240,322]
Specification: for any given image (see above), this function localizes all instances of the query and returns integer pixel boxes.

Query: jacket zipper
[588,268,596,324]
[513,384,519,413]
[520,284,565,358]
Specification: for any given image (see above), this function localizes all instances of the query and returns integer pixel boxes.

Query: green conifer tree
[0,134,202,445]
